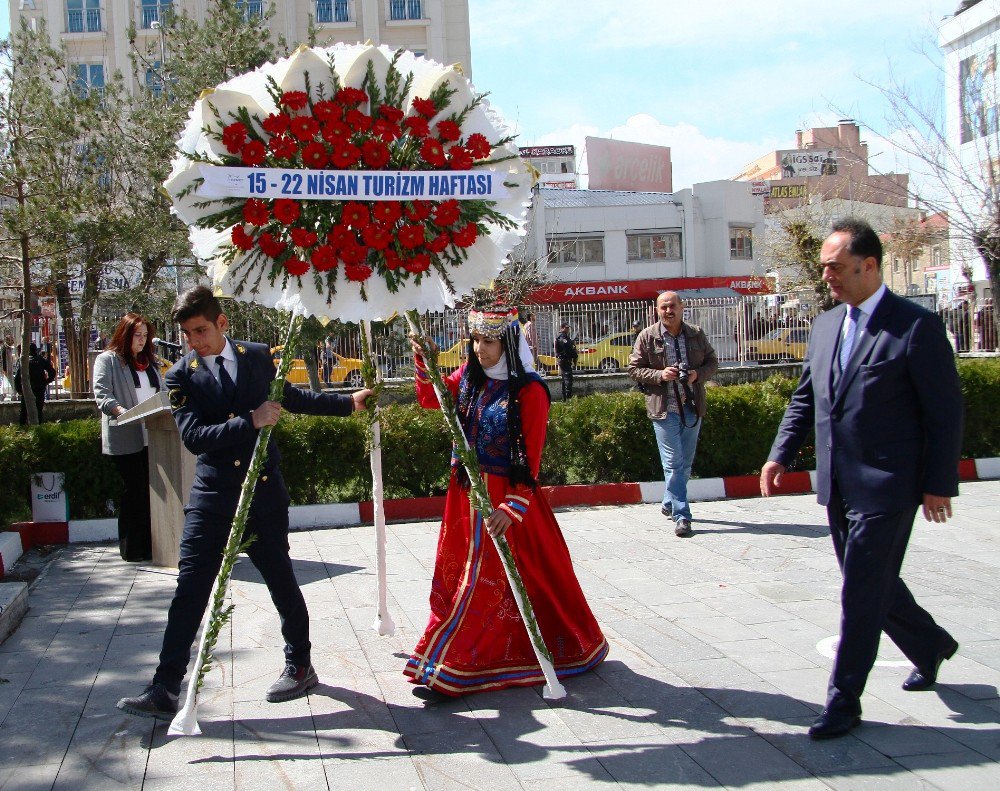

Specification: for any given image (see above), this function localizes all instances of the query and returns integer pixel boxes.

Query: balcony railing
[316,0,349,23]
[389,0,421,21]
[67,8,102,33]
[141,3,173,29]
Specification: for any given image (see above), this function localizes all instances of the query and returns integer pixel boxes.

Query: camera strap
[671,333,699,429]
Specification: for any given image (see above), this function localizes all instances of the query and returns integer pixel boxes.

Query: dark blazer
[166,338,354,516]
[628,321,718,419]
[769,289,963,513]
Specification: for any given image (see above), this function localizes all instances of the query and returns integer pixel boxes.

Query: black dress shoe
[808,709,861,739]
[903,638,959,691]
[117,683,179,720]
[411,685,453,703]
[266,663,319,702]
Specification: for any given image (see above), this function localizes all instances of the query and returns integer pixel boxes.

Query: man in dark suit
[118,286,372,720]
[14,343,57,424]
[761,218,962,740]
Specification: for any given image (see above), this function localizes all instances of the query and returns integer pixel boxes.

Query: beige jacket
[628,321,718,419]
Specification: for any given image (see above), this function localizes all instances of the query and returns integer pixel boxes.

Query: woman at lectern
[93,313,165,562]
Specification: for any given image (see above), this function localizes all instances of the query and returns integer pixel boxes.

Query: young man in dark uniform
[118,286,371,719]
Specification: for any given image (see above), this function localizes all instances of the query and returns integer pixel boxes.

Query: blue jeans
[652,412,701,522]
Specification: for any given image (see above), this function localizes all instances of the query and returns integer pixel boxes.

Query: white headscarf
[481,323,538,381]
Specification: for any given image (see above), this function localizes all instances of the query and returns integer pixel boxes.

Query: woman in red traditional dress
[404,307,608,698]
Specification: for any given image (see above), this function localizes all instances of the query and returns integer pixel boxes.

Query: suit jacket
[769,290,963,513]
[166,338,354,516]
[628,322,718,419]
[93,350,166,455]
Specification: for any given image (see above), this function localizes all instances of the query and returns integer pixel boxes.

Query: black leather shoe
[411,685,453,703]
[266,663,319,702]
[660,503,672,517]
[808,709,861,739]
[903,638,959,691]
[117,683,179,720]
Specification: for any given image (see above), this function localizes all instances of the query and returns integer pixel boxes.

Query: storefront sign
[532,276,772,304]
[519,145,575,158]
[769,184,808,199]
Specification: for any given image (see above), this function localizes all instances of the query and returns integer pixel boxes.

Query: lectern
[115,391,193,568]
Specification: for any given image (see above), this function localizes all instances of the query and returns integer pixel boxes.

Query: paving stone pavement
[1,482,998,790]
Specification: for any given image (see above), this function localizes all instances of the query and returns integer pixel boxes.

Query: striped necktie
[839,305,861,373]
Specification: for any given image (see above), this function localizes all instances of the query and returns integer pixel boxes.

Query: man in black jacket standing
[14,343,56,424]
[118,286,372,720]
[554,323,577,400]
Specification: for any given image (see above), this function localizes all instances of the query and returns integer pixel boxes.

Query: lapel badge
[189,359,199,369]
[236,344,246,355]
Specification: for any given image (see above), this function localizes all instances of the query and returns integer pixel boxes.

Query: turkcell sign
[197,165,509,201]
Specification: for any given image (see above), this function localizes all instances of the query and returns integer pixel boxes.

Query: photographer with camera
[629,291,717,536]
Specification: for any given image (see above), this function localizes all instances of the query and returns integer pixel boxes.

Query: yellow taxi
[575,331,636,371]
[746,326,811,363]
[273,346,366,387]
[436,339,467,372]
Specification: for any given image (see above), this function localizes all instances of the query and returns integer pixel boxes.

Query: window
[145,61,163,97]
[67,0,101,33]
[235,0,264,21]
[140,0,172,28]
[932,246,942,267]
[72,63,105,98]
[389,0,421,20]
[912,257,920,272]
[316,0,349,22]
[547,236,604,266]
[729,227,753,259]
[893,258,900,273]
[627,232,681,261]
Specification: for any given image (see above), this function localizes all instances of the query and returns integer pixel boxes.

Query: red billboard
[532,276,772,304]
[586,136,673,193]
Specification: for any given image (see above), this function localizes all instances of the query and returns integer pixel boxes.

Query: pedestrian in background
[629,291,718,537]
[522,311,537,363]
[1,334,15,400]
[93,313,165,562]
[761,218,962,740]
[14,342,56,424]
[554,323,577,399]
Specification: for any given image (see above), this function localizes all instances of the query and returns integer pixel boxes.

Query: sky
[1,0,960,190]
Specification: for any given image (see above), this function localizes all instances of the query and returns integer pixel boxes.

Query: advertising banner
[586,137,673,193]
[777,149,838,178]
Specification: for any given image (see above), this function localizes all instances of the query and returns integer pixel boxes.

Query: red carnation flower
[403,116,430,138]
[383,249,402,270]
[290,115,320,142]
[330,143,361,168]
[336,87,368,106]
[345,108,372,133]
[241,140,267,166]
[426,231,450,253]
[448,145,473,170]
[436,120,461,142]
[302,141,329,168]
[312,100,340,123]
[340,240,369,266]
[273,199,301,225]
[341,202,371,229]
[269,134,298,159]
[452,222,479,248]
[372,118,401,143]
[361,223,392,250]
[345,262,374,282]
[284,256,310,276]
[420,138,447,167]
[243,199,270,226]
[372,202,402,225]
[231,224,256,250]
[433,199,461,227]
[262,113,291,137]
[362,139,391,168]
[222,122,247,154]
[321,121,352,146]
[398,223,426,249]
[466,132,491,159]
[327,224,356,249]
[403,253,431,274]
[280,91,309,111]
[405,200,433,221]
[378,104,404,123]
[311,244,338,272]
[412,97,437,118]
[290,227,319,248]
[258,231,287,259]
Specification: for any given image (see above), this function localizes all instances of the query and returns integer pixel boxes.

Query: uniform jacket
[93,350,165,455]
[768,290,963,513]
[166,338,354,516]
[628,321,718,419]
[13,352,56,397]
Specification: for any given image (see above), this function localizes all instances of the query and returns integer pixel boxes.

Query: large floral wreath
[164,44,532,321]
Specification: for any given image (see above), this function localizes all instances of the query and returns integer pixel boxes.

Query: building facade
[939,0,998,305]
[518,145,578,190]
[882,211,951,298]
[9,0,472,96]
[734,120,910,214]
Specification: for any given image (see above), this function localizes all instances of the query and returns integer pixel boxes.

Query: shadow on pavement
[692,518,828,538]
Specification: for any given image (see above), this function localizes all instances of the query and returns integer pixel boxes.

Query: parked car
[273,346,366,387]
[575,331,636,371]
[746,326,811,363]
[436,339,467,372]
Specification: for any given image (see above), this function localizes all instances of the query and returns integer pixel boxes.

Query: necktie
[217,356,236,402]
[839,305,861,374]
